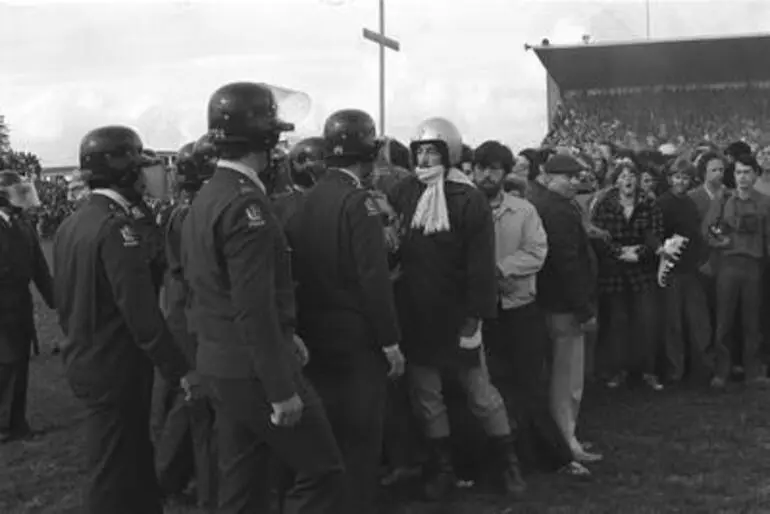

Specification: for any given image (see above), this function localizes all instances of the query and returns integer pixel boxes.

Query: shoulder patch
[244,203,267,229]
[120,224,140,247]
[364,197,381,217]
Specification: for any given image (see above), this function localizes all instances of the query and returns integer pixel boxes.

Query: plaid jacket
[591,187,664,295]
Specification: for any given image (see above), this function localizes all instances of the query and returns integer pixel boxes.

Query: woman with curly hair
[591,160,665,391]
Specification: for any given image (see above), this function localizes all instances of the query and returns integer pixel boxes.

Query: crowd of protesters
[10,84,770,511]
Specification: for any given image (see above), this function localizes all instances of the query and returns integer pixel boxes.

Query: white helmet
[410,117,463,167]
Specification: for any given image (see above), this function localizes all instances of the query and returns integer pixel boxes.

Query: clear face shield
[267,83,312,130]
[2,176,41,211]
[138,152,169,200]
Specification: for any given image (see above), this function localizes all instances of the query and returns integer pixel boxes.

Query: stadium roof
[532,33,770,91]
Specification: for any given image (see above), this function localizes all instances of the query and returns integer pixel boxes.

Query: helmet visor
[265,83,312,129]
[4,178,41,210]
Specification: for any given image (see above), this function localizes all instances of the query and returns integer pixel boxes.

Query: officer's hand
[383,344,406,379]
[270,394,304,427]
[293,334,310,367]
[180,371,203,402]
[383,225,400,252]
[581,316,598,332]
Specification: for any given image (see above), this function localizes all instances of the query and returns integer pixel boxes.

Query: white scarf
[411,166,474,234]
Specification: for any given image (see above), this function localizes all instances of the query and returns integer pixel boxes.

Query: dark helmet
[288,137,325,188]
[175,133,219,190]
[79,125,152,188]
[323,109,380,163]
[175,142,198,190]
[208,82,293,153]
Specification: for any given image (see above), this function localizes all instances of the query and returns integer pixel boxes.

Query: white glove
[459,325,483,350]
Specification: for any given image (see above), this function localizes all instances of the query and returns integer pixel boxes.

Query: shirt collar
[91,188,132,214]
[492,192,519,215]
[703,183,723,200]
[217,159,266,194]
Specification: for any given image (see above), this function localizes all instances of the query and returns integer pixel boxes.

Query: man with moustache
[474,142,590,477]
[387,118,526,501]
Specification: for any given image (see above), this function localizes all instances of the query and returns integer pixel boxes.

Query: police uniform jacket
[387,175,497,369]
[290,168,401,358]
[163,202,197,363]
[0,208,54,363]
[53,190,190,397]
[128,199,166,294]
[181,163,299,403]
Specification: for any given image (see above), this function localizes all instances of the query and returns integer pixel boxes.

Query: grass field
[3,243,770,513]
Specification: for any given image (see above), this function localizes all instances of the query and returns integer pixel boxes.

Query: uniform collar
[218,159,266,194]
[0,209,9,224]
[331,167,362,189]
[91,188,132,215]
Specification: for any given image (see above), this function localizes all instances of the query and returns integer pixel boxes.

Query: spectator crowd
[7,82,770,512]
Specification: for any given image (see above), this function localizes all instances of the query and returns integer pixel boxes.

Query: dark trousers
[483,302,573,472]
[206,373,345,514]
[383,376,425,470]
[761,262,770,360]
[714,257,764,381]
[0,356,30,435]
[155,385,218,509]
[305,349,388,514]
[599,287,658,376]
[74,365,162,514]
[663,272,712,382]
[151,371,176,443]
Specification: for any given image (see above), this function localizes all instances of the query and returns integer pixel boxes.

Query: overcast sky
[2,0,769,166]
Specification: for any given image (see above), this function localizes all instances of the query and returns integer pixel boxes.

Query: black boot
[491,435,527,498]
[423,437,455,501]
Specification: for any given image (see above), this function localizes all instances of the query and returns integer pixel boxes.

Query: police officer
[290,109,405,514]
[0,171,53,443]
[155,136,218,509]
[272,136,325,233]
[181,81,345,514]
[53,126,200,514]
[128,149,169,294]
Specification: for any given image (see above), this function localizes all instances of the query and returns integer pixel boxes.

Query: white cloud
[0,0,766,165]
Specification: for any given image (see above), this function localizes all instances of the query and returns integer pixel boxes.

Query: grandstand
[530,33,770,153]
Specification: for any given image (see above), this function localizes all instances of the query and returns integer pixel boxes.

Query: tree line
[0,114,43,178]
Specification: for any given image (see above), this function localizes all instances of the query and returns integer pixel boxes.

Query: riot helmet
[207,82,294,156]
[323,109,381,166]
[288,137,325,189]
[78,125,153,190]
